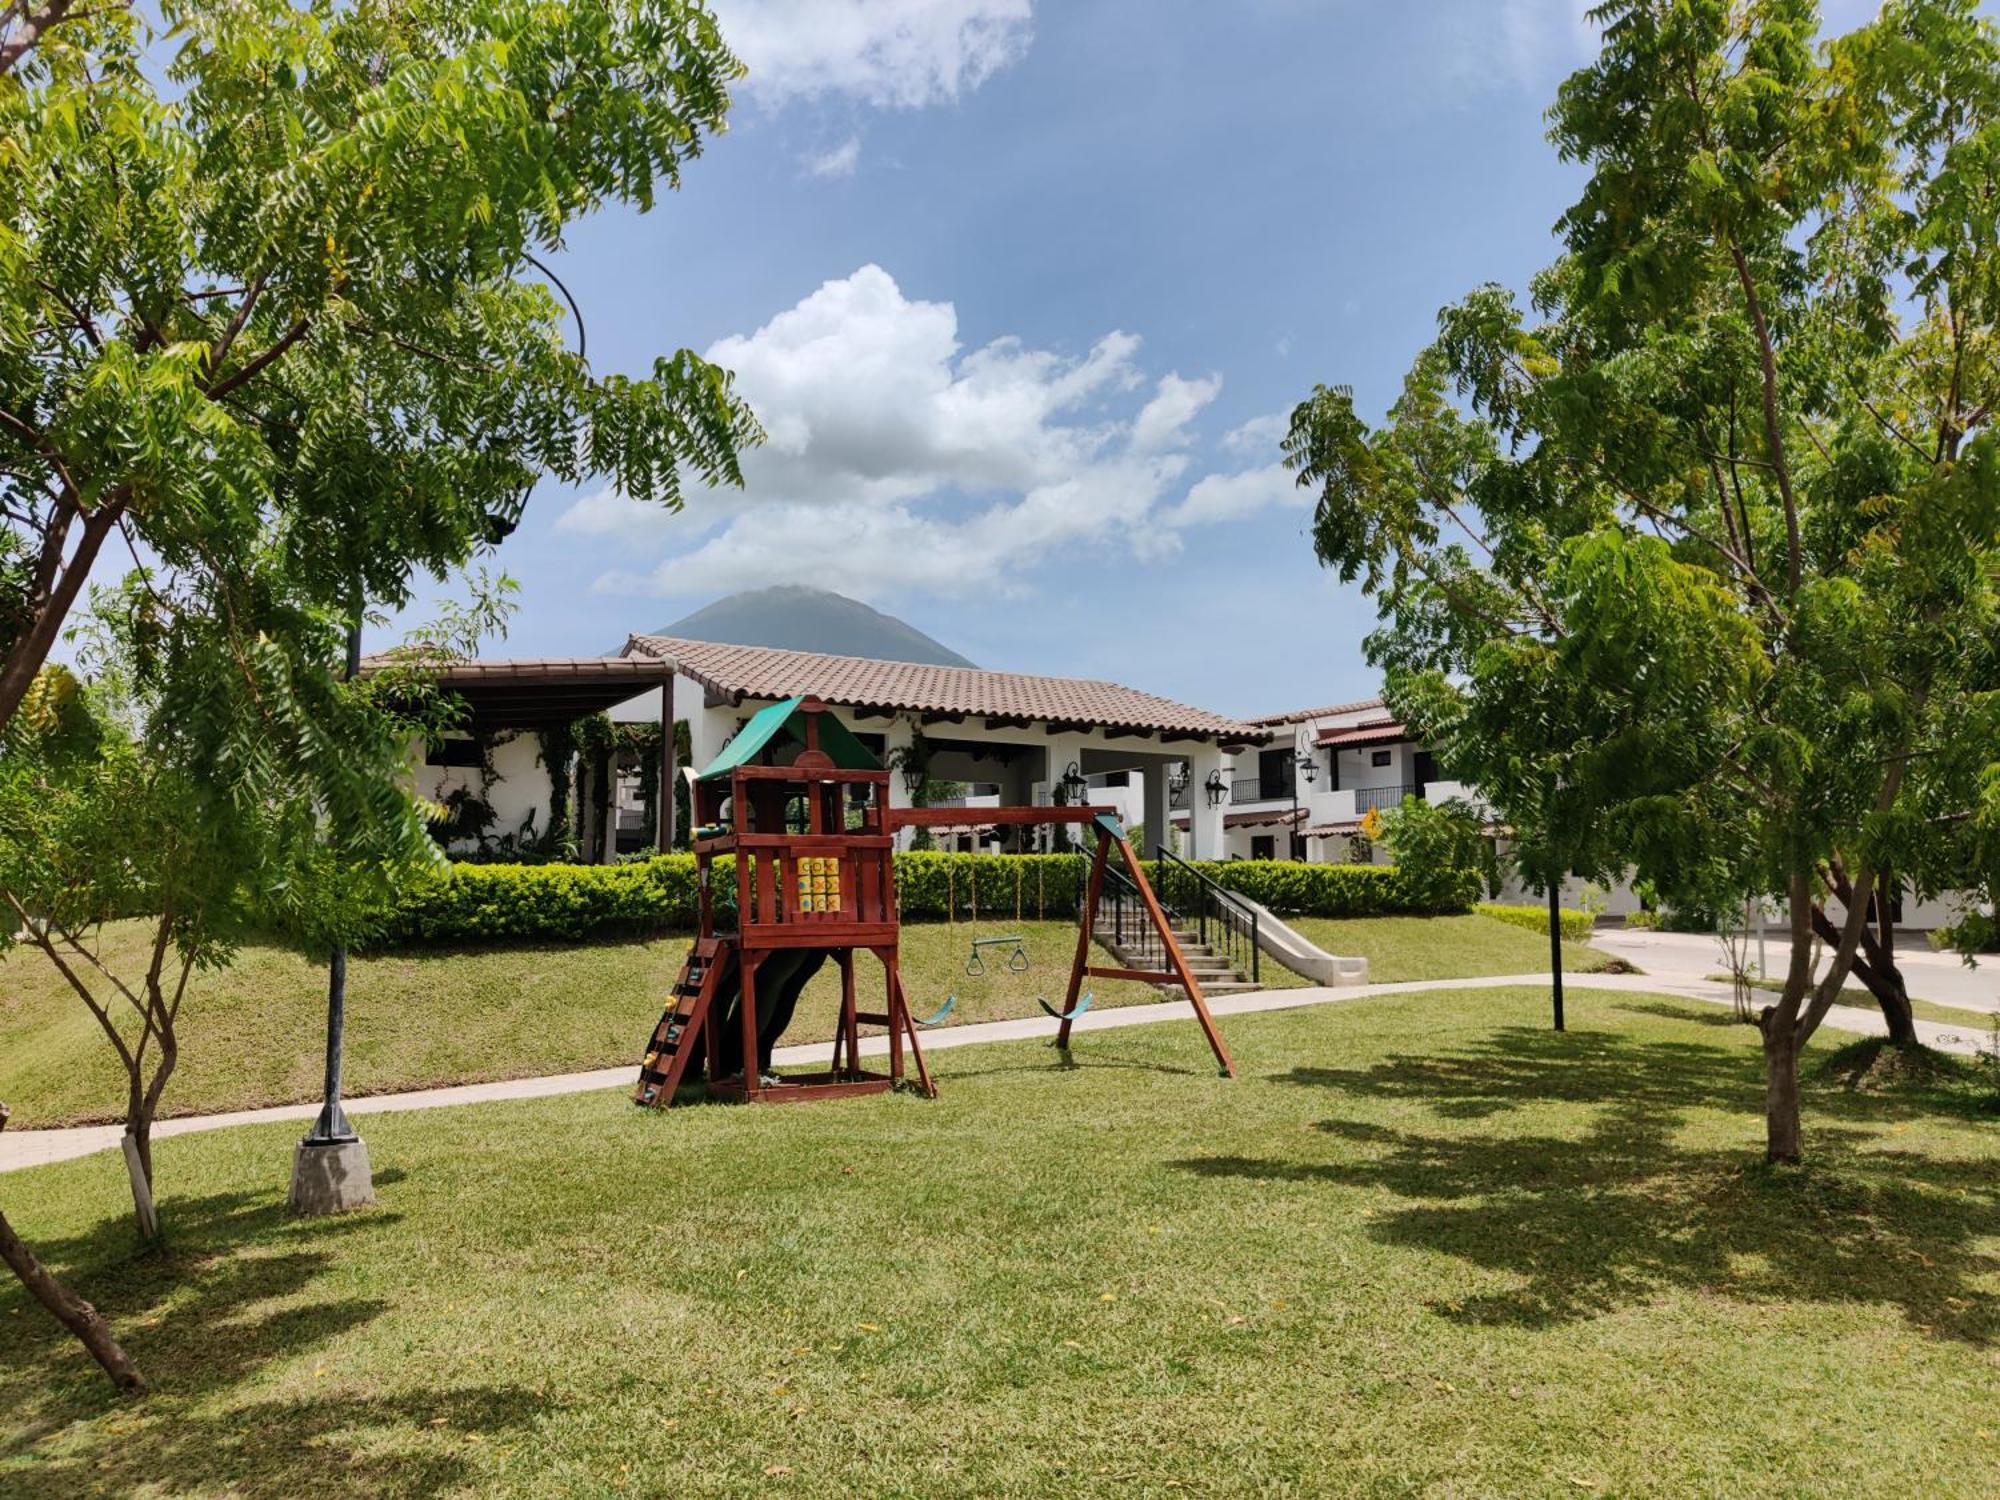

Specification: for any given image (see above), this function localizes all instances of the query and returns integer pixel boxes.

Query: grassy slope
[0,921,1164,1128]
[1288,912,1619,984]
[3,987,1997,1497]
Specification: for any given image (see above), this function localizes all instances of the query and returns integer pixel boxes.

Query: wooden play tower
[634,696,1233,1108]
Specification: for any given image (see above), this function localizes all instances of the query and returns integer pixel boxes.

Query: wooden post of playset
[634,699,1234,1109]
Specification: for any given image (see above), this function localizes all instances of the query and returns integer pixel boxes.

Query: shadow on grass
[5,1382,550,1499]
[1614,998,1752,1028]
[942,1045,1209,1082]
[0,1184,435,1471]
[1175,1022,2000,1342]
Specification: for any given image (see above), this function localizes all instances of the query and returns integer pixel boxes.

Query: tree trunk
[1761,876,1816,1164]
[1852,949,1917,1045]
[0,1207,147,1393]
[0,1108,147,1392]
[1761,1019,1804,1164]
[123,1081,159,1239]
[1813,865,1918,1046]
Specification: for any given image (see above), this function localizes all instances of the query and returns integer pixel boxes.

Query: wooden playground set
[634,697,1235,1108]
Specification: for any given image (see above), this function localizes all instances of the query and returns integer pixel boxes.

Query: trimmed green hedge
[375,851,1477,946]
[894,851,1089,920]
[1195,860,1476,919]
[380,858,702,944]
[1475,901,1598,943]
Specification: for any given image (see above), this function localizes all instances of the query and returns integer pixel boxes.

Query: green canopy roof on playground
[696,695,882,781]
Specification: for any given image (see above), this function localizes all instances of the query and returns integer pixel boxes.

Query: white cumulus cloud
[1220,409,1290,458]
[1131,373,1223,455]
[1163,465,1306,529]
[803,134,863,178]
[717,0,1034,109]
[562,264,1227,601]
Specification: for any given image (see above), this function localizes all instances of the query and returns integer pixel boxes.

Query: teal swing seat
[1036,991,1094,1023]
[912,995,956,1027]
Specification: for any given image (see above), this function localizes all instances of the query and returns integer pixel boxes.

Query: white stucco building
[392,637,1270,861]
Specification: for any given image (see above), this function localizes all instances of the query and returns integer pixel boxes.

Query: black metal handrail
[1088,860,1174,972]
[1152,846,1260,985]
[1352,782,1422,815]
[1073,851,1262,987]
[1231,771,1295,805]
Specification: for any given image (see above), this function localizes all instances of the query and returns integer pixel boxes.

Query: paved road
[4,967,1985,1176]
[1592,927,2000,1014]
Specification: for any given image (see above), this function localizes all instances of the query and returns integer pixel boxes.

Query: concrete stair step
[1098,936,1257,991]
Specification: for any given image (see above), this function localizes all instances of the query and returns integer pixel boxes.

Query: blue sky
[481,0,1894,720]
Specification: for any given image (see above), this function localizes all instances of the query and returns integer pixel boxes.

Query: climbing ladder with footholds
[633,937,731,1106]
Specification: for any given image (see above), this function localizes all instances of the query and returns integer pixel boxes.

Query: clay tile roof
[1246,697,1385,726]
[1168,809,1307,830]
[1225,808,1308,829]
[1306,820,1365,838]
[624,635,1269,745]
[1315,718,1409,747]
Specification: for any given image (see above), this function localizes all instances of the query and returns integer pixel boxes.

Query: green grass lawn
[3,987,1996,1497]
[1287,912,1619,984]
[0,921,1165,1128]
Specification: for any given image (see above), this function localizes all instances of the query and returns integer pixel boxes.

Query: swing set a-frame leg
[1111,830,1235,1077]
[885,955,935,1097]
[1054,827,1110,1054]
[1055,818,1236,1077]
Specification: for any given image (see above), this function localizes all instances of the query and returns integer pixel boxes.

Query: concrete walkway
[4,969,1987,1176]
[1592,926,2000,1013]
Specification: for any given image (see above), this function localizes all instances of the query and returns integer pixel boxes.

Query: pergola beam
[887,804,1118,830]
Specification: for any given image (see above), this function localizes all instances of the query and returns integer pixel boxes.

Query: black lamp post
[294,482,533,1209]
[300,603,367,1152]
[1547,775,1566,1034]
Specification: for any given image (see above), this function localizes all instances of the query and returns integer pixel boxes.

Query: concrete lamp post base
[287,1137,375,1216]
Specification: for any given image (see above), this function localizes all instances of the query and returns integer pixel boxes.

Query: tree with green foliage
[0,0,757,1388]
[0,0,756,737]
[1378,795,1495,913]
[1288,0,2000,1162]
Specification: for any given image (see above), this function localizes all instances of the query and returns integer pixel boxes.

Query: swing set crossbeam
[1085,965,1183,985]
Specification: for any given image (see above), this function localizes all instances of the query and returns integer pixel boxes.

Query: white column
[1140,760,1168,857]
[883,716,917,851]
[1187,743,1226,861]
[1043,735,1088,854]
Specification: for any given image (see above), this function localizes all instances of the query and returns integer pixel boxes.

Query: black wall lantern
[1203,768,1228,807]
[1059,760,1089,803]
[900,759,928,801]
